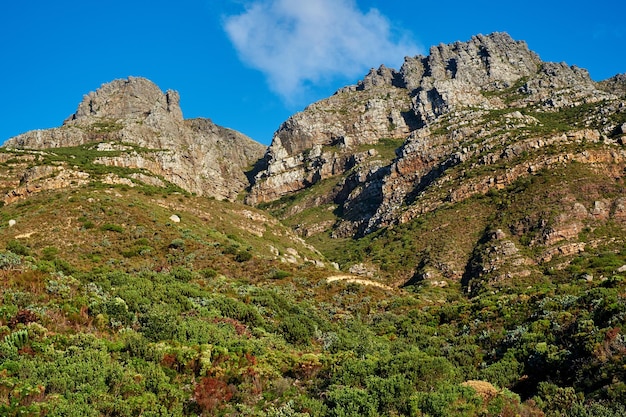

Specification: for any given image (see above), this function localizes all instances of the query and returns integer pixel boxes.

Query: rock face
[247,32,625,237]
[4,77,266,200]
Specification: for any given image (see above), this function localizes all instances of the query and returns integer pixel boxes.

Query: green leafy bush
[235,250,253,262]
[6,240,30,256]
[100,223,124,233]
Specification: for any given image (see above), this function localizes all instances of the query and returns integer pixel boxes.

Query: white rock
[169,214,181,223]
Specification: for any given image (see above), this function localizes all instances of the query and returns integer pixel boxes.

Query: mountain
[247,32,624,236]
[4,76,266,201]
[1,33,626,417]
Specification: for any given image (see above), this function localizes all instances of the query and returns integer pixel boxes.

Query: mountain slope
[245,32,626,289]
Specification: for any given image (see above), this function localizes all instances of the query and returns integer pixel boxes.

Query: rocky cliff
[4,77,266,200]
[246,32,626,239]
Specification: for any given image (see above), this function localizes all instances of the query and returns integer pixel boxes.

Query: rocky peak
[247,33,546,205]
[599,73,626,95]
[403,32,540,89]
[403,32,543,123]
[356,65,405,90]
[4,77,266,200]
[67,76,183,123]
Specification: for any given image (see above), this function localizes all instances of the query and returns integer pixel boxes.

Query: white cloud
[224,0,421,102]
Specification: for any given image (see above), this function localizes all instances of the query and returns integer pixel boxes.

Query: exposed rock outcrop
[4,77,266,200]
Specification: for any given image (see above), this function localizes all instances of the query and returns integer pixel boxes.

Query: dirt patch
[326,275,394,290]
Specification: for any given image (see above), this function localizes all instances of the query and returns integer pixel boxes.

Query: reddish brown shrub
[9,309,38,329]
[194,376,233,413]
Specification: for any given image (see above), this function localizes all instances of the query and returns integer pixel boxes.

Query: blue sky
[1,0,624,145]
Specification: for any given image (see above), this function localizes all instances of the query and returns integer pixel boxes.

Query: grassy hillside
[1,139,626,417]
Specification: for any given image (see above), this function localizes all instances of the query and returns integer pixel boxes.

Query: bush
[140,305,179,342]
[200,268,218,279]
[221,244,238,255]
[212,296,264,327]
[170,266,193,282]
[410,383,482,417]
[194,377,233,413]
[479,357,523,388]
[6,240,30,256]
[0,251,22,270]
[42,246,59,261]
[327,386,378,417]
[235,250,253,262]
[366,374,413,415]
[168,238,185,250]
[100,224,124,233]
[280,315,315,345]
[268,269,291,280]
[82,220,95,229]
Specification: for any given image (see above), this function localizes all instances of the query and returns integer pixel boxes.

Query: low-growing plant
[100,223,124,233]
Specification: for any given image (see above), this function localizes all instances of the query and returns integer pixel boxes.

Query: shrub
[168,238,185,250]
[280,315,315,345]
[2,329,29,350]
[410,383,482,417]
[100,224,124,233]
[235,250,253,262]
[200,268,218,279]
[326,386,378,417]
[82,220,95,229]
[6,240,30,256]
[8,309,38,328]
[480,357,523,388]
[222,244,238,255]
[366,374,413,415]
[268,269,291,280]
[53,259,76,275]
[194,377,233,413]
[41,246,59,261]
[170,266,193,282]
[208,296,264,328]
[140,305,179,342]
[0,251,22,270]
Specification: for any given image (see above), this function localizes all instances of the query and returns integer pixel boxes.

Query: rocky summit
[4,76,265,201]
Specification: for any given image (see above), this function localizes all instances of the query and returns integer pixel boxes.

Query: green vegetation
[3,235,625,416]
[354,137,405,163]
[1,169,625,416]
